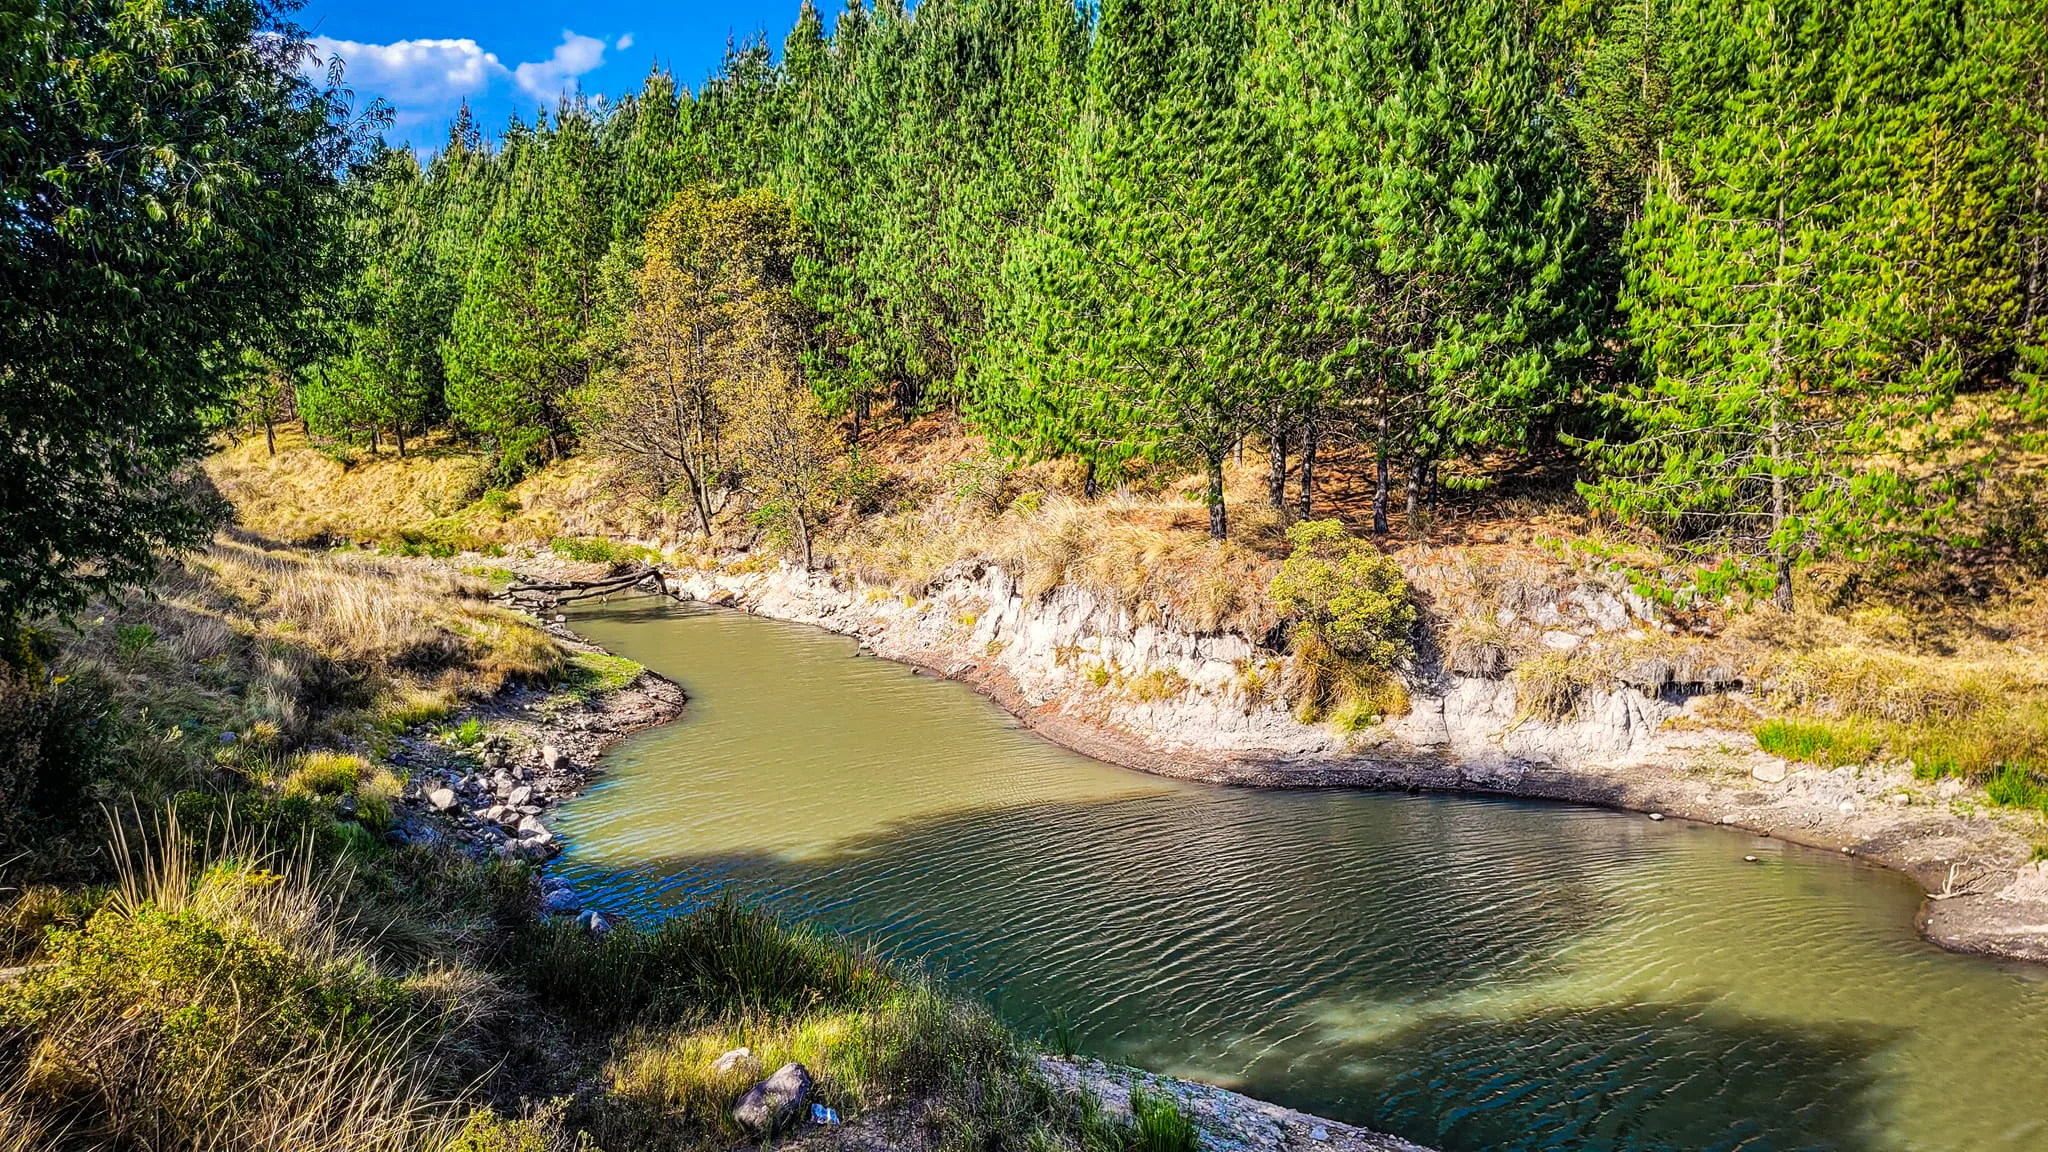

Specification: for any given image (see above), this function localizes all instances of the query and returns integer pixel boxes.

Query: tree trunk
[1372,441,1390,536]
[1083,459,1098,500]
[850,395,864,447]
[1406,452,1429,530]
[546,428,562,462]
[395,422,407,459]
[369,424,379,455]
[1770,191,1794,614]
[264,415,275,457]
[1298,423,1317,518]
[794,506,814,571]
[1268,430,1289,509]
[1206,448,1228,540]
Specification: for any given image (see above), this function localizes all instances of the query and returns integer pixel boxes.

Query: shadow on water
[555,791,1895,1152]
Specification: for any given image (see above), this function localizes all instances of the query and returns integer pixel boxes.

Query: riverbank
[611,555,2048,965]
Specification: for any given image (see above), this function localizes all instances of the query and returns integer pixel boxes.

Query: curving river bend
[554,597,2048,1152]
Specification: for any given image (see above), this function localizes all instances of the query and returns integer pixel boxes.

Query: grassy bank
[0,530,1189,1152]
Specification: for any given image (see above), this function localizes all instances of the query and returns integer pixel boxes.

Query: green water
[555,597,2048,1152]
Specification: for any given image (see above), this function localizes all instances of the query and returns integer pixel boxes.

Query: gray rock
[506,785,532,807]
[541,744,569,773]
[428,787,457,811]
[733,1063,813,1138]
[577,909,611,934]
[517,815,549,839]
[540,886,582,915]
[1752,761,1788,784]
[710,1047,759,1077]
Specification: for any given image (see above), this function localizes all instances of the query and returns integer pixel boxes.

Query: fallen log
[497,566,661,610]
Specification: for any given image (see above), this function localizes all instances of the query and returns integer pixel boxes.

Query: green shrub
[1754,719,1878,766]
[1268,520,1415,667]
[454,717,485,747]
[115,623,159,654]
[0,667,123,857]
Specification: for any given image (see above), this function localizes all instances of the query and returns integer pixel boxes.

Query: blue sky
[297,0,807,151]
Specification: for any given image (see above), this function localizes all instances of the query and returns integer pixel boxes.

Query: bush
[1268,520,1414,666]
[0,667,123,858]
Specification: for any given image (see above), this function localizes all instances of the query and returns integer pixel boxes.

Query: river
[553,596,2048,1152]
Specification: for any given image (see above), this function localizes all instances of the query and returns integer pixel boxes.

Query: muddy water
[554,597,2048,1152]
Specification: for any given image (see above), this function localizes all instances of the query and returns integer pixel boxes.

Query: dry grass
[204,430,670,553]
[59,533,562,757]
[0,810,470,1152]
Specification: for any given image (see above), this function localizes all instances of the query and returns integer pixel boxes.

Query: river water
[554,597,2048,1152]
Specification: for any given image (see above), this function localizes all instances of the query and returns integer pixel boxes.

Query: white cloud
[512,31,607,98]
[309,36,506,106]
[615,32,634,51]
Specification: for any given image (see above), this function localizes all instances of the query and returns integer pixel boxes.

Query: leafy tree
[0,0,374,630]
[443,103,613,476]
[579,187,805,536]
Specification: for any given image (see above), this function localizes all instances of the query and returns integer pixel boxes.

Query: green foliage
[0,668,124,858]
[1129,1091,1202,1152]
[1754,719,1879,766]
[1984,764,2048,814]
[514,897,896,1031]
[550,536,656,566]
[0,0,375,626]
[1267,521,1414,667]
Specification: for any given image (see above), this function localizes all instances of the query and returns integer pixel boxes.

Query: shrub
[1268,520,1414,667]
[550,536,655,567]
[115,623,159,655]
[283,750,372,798]
[0,667,123,858]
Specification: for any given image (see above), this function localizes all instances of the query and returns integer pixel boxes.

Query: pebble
[1745,855,1760,862]
[1310,1127,1329,1142]
[1649,813,1664,821]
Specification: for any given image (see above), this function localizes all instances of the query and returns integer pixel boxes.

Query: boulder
[577,909,611,934]
[541,744,569,773]
[540,886,582,915]
[710,1047,760,1078]
[1752,762,1788,784]
[428,788,457,812]
[517,815,549,839]
[506,785,533,808]
[733,1063,813,1138]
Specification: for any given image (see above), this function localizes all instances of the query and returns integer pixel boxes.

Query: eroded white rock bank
[656,557,2048,964]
